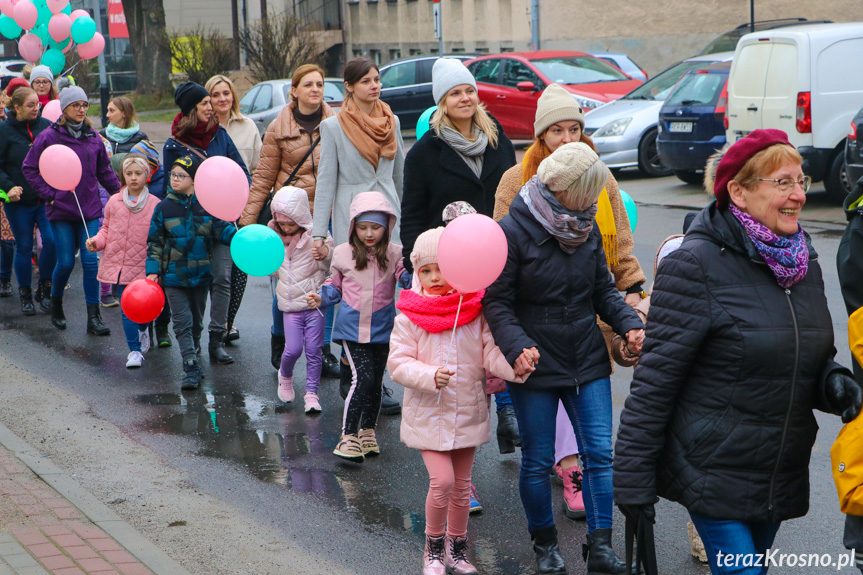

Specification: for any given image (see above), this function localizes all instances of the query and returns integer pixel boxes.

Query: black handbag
[257,137,320,225]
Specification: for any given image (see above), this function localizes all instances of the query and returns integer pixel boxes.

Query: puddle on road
[136,391,425,537]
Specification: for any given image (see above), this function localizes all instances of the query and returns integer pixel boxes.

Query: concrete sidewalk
[0,423,190,575]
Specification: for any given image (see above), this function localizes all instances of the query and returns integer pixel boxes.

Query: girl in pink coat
[270,186,334,413]
[85,155,159,368]
[387,227,535,575]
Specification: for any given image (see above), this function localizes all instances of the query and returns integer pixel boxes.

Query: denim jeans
[494,390,513,411]
[0,239,12,282]
[116,284,148,352]
[689,511,782,575]
[5,202,56,288]
[507,378,614,534]
[51,219,100,304]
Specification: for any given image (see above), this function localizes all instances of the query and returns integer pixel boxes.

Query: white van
[725,23,863,200]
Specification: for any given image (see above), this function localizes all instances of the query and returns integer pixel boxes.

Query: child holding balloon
[307,191,409,462]
[146,154,235,390]
[387,227,535,575]
[86,154,159,368]
[269,185,333,413]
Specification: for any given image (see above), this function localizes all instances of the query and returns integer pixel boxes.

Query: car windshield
[623,60,714,101]
[697,32,744,56]
[529,56,629,84]
[665,72,727,106]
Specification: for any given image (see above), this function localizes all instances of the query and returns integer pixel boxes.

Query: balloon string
[286,270,325,317]
[70,189,91,240]
[438,294,464,405]
[60,57,81,78]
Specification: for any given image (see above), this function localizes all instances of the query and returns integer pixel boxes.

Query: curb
[0,421,192,575]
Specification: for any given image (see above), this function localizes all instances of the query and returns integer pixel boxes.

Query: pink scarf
[396,289,484,334]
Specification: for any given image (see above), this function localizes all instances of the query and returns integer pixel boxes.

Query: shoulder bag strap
[266,136,320,204]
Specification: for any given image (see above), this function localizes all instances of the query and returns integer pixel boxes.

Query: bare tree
[168,25,235,86]
[120,0,172,94]
[240,12,325,83]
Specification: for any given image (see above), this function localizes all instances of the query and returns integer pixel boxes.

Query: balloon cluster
[0,0,105,75]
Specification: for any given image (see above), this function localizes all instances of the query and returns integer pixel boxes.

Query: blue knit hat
[356,211,389,227]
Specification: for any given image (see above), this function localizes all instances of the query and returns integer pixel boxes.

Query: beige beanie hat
[410,227,445,271]
[534,83,585,138]
[537,142,603,205]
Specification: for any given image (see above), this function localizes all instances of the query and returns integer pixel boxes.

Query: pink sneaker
[558,463,586,520]
[304,392,321,414]
[278,374,294,403]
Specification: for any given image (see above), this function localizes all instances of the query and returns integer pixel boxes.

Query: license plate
[669,122,693,133]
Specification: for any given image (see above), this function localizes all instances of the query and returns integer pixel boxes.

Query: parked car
[238,78,345,137]
[465,50,643,140]
[379,54,476,130]
[726,22,863,201]
[697,18,832,56]
[0,59,26,78]
[589,51,648,82]
[657,62,731,185]
[583,52,734,177]
[846,106,863,188]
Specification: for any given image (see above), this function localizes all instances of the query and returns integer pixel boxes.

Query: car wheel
[638,129,673,178]
[825,150,852,203]
[673,170,704,186]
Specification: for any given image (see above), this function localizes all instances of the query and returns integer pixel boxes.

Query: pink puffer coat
[269,186,333,313]
[92,191,159,285]
[388,307,524,451]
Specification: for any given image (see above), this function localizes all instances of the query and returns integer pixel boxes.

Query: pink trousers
[420,447,476,537]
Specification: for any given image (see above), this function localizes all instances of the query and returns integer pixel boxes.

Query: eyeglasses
[170,173,189,181]
[31,79,51,86]
[68,102,90,110]
[757,176,812,195]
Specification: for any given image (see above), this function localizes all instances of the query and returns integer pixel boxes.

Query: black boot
[86,304,111,336]
[181,359,203,390]
[208,330,234,364]
[19,286,35,316]
[496,406,522,454]
[155,323,172,348]
[37,279,51,312]
[532,525,567,574]
[271,334,285,370]
[339,356,352,399]
[380,384,401,415]
[0,280,12,298]
[583,528,627,574]
[50,296,66,329]
[321,344,341,378]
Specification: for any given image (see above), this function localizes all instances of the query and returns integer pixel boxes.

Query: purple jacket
[22,123,121,222]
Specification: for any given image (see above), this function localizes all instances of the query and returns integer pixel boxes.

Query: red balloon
[120,279,164,324]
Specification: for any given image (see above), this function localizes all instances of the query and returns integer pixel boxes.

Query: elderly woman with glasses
[614,129,862,575]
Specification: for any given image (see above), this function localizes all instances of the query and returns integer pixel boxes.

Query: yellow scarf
[521,144,618,266]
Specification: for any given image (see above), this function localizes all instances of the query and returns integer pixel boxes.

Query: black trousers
[341,341,389,435]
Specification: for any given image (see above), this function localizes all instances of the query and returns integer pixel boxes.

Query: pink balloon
[45,0,67,15]
[17,31,42,62]
[438,213,508,294]
[0,0,17,19]
[47,12,69,42]
[61,40,73,53]
[13,0,36,29]
[69,8,88,21]
[38,144,82,191]
[195,156,250,222]
[76,31,103,60]
[41,99,61,122]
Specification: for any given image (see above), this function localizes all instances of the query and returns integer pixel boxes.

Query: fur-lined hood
[702,143,732,198]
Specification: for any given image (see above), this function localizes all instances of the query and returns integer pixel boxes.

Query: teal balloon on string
[31,23,49,45]
[229,224,285,276]
[0,15,21,40]
[35,4,51,27]
[70,15,95,44]
[47,36,70,50]
[41,48,65,75]
[619,189,638,233]
[415,106,437,141]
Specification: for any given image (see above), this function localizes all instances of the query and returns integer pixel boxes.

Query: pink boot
[423,534,446,575]
[555,462,586,520]
[445,535,478,574]
[278,373,294,402]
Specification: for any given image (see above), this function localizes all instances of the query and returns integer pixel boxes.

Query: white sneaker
[139,328,151,354]
[126,351,144,368]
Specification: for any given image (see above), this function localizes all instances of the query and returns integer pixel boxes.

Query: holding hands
[311,239,329,261]
[85,238,97,252]
[306,293,322,309]
[514,347,540,377]
[146,274,160,284]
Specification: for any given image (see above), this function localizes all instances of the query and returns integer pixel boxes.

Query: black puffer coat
[483,192,643,390]
[99,128,148,154]
[614,203,849,522]
[0,115,51,205]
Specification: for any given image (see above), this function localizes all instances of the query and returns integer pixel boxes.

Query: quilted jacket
[92,191,160,285]
[0,115,51,206]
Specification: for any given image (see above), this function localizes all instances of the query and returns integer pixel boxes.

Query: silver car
[584,52,734,177]
[239,78,345,137]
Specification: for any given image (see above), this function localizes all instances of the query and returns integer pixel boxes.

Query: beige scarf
[338,97,397,170]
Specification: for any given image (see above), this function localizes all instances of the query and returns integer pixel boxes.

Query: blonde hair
[1,87,36,117]
[109,96,138,129]
[291,64,326,102]
[205,74,243,119]
[430,96,499,149]
[733,144,803,190]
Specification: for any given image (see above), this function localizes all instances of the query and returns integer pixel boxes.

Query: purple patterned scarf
[728,204,809,288]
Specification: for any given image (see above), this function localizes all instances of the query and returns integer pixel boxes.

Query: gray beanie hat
[59,86,88,112]
[534,83,584,137]
[29,65,54,86]
[432,58,477,104]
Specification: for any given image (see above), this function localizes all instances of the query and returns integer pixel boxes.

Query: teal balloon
[230,224,285,277]
[41,48,65,75]
[415,106,437,141]
[70,15,95,44]
[48,36,70,50]
[31,24,49,45]
[0,15,21,40]
[619,189,637,233]
[61,4,70,14]
[35,5,51,27]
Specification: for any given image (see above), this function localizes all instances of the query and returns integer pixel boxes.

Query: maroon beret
[714,129,793,206]
[5,77,29,98]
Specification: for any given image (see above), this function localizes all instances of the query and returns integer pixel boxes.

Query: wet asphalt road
[0,177,857,575]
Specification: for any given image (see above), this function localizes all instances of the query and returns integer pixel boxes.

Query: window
[417,58,435,84]
[369,50,381,65]
[389,49,401,61]
[324,82,344,102]
[381,62,417,88]
[238,86,259,115]
[624,60,711,102]
[503,60,542,89]
[251,84,273,113]
[469,59,502,85]
[666,72,727,106]
[530,56,629,85]
[410,49,423,56]
[500,46,514,53]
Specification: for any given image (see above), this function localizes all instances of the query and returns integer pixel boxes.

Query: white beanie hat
[534,83,584,137]
[537,142,608,211]
[432,58,477,104]
[410,227,445,271]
